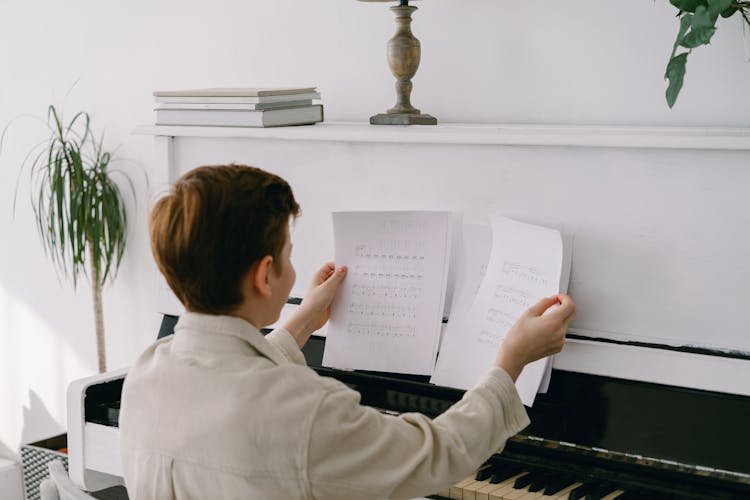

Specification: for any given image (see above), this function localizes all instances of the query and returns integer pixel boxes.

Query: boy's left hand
[284,262,347,346]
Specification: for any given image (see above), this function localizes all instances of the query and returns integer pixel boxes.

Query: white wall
[1,0,749,457]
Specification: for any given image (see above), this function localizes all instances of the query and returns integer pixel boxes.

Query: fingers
[546,293,576,322]
[313,262,336,284]
[318,265,347,291]
[525,295,561,317]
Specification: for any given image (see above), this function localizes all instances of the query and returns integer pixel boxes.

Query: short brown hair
[149,164,300,314]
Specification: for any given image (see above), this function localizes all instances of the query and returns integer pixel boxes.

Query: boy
[120,164,575,499]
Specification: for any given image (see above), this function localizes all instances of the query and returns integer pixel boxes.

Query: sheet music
[537,232,574,393]
[323,211,452,375]
[431,217,564,406]
[430,224,492,388]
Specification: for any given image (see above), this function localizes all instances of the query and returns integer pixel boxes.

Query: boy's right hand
[494,294,576,381]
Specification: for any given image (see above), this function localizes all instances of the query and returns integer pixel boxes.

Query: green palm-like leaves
[29,105,128,288]
[664,0,746,108]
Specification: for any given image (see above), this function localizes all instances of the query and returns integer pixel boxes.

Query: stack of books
[153,87,323,127]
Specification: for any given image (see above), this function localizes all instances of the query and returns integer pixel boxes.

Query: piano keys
[438,472,616,500]
[436,462,625,499]
[425,428,748,499]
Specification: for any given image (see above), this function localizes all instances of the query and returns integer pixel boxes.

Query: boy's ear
[250,255,274,298]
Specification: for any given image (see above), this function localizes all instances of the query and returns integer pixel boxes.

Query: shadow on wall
[0,276,89,454]
[22,390,65,448]
[0,438,20,462]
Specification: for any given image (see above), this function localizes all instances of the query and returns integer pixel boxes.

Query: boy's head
[149,164,300,314]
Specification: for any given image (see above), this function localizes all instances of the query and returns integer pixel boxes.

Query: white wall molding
[135,122,750,151]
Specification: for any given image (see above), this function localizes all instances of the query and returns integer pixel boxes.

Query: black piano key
[583,484,618,500]
[616,492,650,500]
[542,476,577,496]
[489,465,522,484]
[474,463,494,481]
[611,490,654,500]
[528,472,553,493]
[617,492,665,500]
[513,472,535,489]
[569,483,596,500]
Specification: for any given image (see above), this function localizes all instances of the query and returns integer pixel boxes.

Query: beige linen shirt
[120,312,530,500]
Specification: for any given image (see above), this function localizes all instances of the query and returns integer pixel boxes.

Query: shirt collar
[174,311,288,365]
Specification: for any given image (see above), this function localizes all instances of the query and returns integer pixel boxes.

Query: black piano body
[78,314,750,499]
[297,335,750,499]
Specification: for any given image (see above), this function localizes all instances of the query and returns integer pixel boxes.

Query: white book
[154,105,323,127]
[324,211,453,376]
[154,100,314,111]
[153,86,317,97]
[154,92,321,104]
[153,88,320,104]
[430,217,573,407]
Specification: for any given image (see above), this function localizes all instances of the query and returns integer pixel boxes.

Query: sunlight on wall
[0,282,90,452]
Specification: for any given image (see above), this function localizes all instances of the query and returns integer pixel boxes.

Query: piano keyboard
[433,462,628,500]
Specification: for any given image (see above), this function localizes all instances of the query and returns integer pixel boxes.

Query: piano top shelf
[139,121,750,399]
[134,122,750,151]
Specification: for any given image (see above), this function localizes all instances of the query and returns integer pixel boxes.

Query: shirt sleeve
[265,328,307,366]
[307,367,530,500]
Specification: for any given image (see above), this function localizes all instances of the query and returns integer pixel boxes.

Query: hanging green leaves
[664,0,746,108]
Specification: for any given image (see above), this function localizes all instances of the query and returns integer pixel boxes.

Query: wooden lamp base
[364,1,437,126]
[370,113,437,125]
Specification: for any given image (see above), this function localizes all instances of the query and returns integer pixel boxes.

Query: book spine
[154,105,323,127]
[154,100,314,111]
[154,93,320,104]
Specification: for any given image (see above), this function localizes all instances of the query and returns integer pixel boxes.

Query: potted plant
[665,0,750,107]
[4,105,133,373]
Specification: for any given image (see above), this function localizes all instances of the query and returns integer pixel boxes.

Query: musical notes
[324,211,452,375]
[351,284,421,300]
[477,330,504,345]
[324,212,571,398]
[485,308,515,331]
[502,261,550,288]
[431,217,567,408]
[493,285,537,312]
[348,300,418,320]
[346,322,417,338]
[470,217,563,405]
[352,242,426,277]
